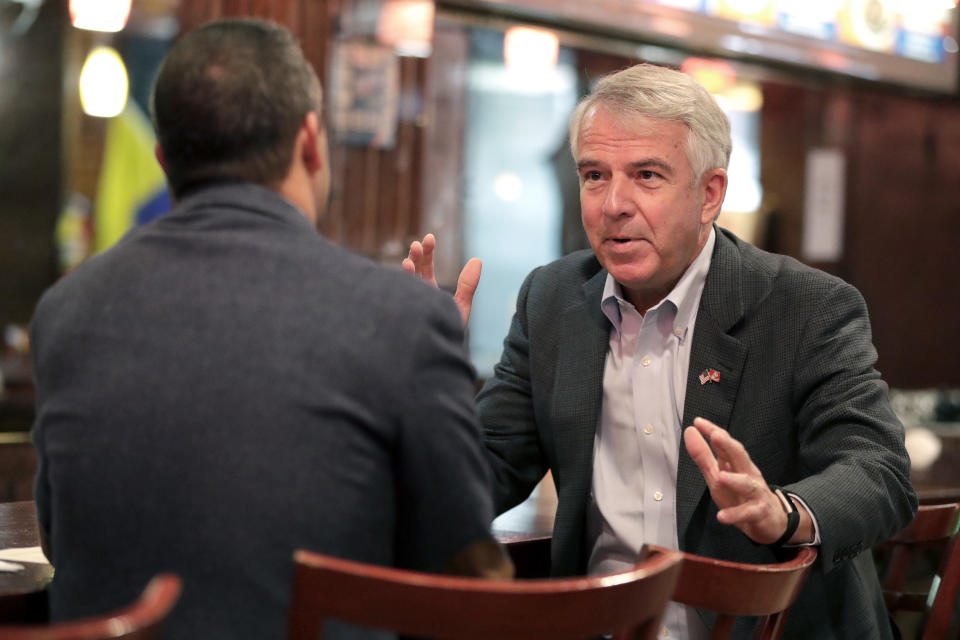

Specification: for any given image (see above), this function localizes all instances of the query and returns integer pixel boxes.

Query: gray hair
[569,63,731,181]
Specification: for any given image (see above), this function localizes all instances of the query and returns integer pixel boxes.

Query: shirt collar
[601,226,716,342]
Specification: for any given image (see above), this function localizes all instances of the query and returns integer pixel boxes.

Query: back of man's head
[151,18,322,198]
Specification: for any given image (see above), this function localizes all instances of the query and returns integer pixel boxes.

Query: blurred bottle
[55,192,94,273]
[934,388,960,423]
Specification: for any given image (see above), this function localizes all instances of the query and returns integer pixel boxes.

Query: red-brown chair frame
[0,573,181,640]
[287,546,684,640]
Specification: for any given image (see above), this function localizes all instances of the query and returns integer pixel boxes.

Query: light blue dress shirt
[587,228,716,640]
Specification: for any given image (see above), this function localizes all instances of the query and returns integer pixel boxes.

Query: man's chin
[600,254,657,283]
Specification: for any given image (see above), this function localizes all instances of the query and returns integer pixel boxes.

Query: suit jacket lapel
[676,229,749,543]
[552,268,609,538]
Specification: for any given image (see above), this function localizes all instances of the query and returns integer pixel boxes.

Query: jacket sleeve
[393,290,501,573]
[475,267,550,515]
[786,279,917,572]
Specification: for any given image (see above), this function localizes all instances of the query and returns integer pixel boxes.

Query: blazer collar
[697,226,745,332]
[549,265,609,549]
[676,227,749,544]
[581,266,608,321]
[173,182,316,233]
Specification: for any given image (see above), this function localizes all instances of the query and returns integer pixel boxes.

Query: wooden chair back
[878,502,960,640]
[648,544,817,640]
[0,574,181,639]
[286,546,684,640]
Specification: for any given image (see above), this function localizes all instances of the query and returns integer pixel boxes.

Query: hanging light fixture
[376,0,435,58]
[79,46,129,117]
[69,0,132,33]
[681,57,736,95]
[503,26,559,75]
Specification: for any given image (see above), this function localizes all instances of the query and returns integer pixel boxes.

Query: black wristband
[769,485,800,547]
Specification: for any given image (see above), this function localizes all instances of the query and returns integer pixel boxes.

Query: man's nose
[602,175,636,218]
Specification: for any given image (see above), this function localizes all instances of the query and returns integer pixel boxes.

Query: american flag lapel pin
[699,368,720,385]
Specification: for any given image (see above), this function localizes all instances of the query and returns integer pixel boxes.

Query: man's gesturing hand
[401,233,481,327]
[684,417,811,545]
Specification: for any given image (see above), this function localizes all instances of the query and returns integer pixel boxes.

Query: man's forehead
[582,104,688,138]
[576,108,689,165]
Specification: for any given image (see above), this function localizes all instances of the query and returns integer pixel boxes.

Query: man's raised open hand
[401,233,481,327]
[684,417,814,545]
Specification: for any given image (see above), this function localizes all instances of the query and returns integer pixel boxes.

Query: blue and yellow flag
[93,102,170,253]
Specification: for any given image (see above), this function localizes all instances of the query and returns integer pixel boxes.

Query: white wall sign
[802,147,847,262]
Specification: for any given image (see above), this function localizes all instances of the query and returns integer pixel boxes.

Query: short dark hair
[150,18,322,197]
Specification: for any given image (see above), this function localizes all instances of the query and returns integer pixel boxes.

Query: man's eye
[639,170,659,180]
[585,171,602,181]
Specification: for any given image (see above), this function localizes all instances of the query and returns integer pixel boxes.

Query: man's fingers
[401,233,478,327]
[710,430,761,477]
[716,500,768,526]
[456,259,482,298]
[691,417,787,543]
[683,426,719,484]
[692,416,723,439]
[404,237,439,286]
[419,234,436,283]
[695,417,760,477]
[421,233,436,254]
[717,470,762,498]
[453,258,482,327]
[406,240,424,271]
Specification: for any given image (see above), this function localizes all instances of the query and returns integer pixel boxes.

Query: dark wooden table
[491,477,556,578]
[491,477,556,543]
[0,501,51,622]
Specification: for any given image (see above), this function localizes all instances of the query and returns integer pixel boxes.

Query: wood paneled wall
[761,82,960,388]
[847,93,960,388]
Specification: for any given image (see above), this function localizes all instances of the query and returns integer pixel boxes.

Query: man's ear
[700,168,728,224]
[299,111,323,174]
[155,144,168,176]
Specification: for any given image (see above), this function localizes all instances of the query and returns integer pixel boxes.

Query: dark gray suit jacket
[477,226,917,639]
[31,182,495,639]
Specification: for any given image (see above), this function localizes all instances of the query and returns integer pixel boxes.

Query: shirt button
[674,327,684,337]
[661,627,670,637]
[641,356,651,366]
[644,424,654,435]
[654,491,663,501]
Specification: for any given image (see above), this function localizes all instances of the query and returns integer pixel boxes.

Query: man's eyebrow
[627,159,673,172]
[575,158,675,172]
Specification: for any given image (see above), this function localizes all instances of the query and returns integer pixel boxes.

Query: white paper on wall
[802,147,847,262]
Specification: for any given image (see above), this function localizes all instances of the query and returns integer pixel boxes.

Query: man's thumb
[454,258,482,326]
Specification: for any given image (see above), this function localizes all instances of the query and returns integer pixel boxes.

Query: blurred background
[1,0,959,497]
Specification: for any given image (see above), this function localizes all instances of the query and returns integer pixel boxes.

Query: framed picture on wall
[329,38,399,148]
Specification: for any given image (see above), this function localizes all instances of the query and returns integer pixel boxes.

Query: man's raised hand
[684,417,813,545]
[402,233,481,327]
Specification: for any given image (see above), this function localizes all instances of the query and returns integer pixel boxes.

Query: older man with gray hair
[405,62,916,639]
